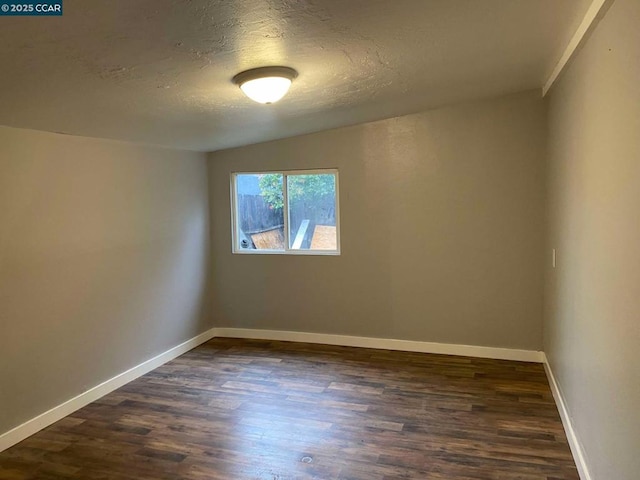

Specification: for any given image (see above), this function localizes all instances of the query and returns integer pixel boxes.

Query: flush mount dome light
[233,66,298,104]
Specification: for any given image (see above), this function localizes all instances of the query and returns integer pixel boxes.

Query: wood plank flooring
[0,338,579,480]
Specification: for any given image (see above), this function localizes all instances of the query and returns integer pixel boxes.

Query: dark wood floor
[0,338,579,480]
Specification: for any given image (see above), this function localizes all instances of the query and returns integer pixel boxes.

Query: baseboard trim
[213,328,544,363]
[543,354,592,480]
[0,326,544,453]
[0,327,217,453]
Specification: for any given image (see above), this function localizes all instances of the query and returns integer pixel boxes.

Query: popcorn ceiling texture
[0,0,589,151]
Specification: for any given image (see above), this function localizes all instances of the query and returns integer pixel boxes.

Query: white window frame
[231,169,340,256]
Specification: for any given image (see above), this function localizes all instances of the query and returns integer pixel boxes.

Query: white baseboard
[543,354,592,480]
[213,328,544,363]
[0,327,217,453]
[0,326,543,454]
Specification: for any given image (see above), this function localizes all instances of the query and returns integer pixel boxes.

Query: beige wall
[544,0,640,479]
[208,91,546,350]
[0,127,211,435]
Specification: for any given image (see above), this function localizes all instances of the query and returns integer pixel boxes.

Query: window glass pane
[287,174,337,251]
[235,173,284,250]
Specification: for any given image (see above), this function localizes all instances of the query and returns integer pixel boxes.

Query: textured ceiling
[0,0,591,151]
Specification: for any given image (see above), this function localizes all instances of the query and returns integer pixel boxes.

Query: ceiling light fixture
[233,66,298,104]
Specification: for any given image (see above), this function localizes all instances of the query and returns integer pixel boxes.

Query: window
[232,169,340,255]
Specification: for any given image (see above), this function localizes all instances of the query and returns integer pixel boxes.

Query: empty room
[0,0,638,479]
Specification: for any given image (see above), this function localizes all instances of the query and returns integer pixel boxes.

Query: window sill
[232,249,340,256]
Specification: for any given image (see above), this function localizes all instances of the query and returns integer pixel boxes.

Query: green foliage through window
[258,174,284,210]
[259,174,335,210]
